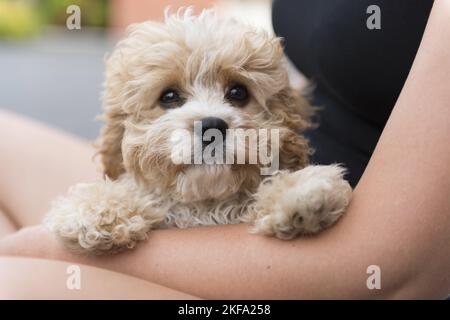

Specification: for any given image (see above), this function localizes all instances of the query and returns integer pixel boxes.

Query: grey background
[0,28,116,140]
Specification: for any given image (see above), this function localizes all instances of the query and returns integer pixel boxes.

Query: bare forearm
[0,223,394,299]
[1,212,446,300]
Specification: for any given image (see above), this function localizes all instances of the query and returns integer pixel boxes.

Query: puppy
[44,9,352,254]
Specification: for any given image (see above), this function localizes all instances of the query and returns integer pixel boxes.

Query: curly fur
[44,8,352,254]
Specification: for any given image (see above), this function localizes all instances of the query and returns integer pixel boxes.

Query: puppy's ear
[96,110,126,179]
[269,86,313,131]
[96,20,169,179]
[96,46,130,179]
[268,86,314,170]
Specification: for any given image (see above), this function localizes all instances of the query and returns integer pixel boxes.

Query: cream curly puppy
[44,9,352,254]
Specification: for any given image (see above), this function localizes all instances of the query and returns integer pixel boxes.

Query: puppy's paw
[250,165,352,239]
[44,178,163,254]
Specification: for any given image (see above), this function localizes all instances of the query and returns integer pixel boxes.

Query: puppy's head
[98,8,312,202]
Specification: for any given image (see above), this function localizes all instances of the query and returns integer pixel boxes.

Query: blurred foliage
[0,0,109,39]
[40,0,109,28]
[0,1,41,38]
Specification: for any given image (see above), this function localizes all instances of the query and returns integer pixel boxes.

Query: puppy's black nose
[201,117,228,139]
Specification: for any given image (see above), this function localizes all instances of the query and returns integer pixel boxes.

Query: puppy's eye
[225,84,249,106]
[159,89,183,108]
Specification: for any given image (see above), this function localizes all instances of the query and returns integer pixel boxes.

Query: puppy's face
[99,9,311,202]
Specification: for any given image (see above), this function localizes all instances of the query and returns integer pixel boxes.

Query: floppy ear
[268,86,315,170]
[269,86,313,131]
[96,110,126,179]
[95,20,170,180]
[96,45,129,180]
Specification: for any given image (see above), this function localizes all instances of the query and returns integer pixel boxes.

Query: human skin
[0,207,16,238]
[1,0,450,299]
[0,257,198,299]
[0,109,100,230]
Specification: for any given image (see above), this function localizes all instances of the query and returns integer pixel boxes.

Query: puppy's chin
[173,164,258,203]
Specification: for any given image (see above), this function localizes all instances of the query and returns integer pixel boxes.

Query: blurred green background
[0,0,108,39]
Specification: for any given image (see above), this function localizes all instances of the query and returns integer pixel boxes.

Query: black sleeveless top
[272,0,434,186]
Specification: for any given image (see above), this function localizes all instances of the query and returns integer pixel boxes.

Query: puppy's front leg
[44,176,165,254]
[250,165,352,239]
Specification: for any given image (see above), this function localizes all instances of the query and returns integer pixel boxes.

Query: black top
[272,0,434,186]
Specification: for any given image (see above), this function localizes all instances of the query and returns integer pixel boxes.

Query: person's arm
[1,0,450,299]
